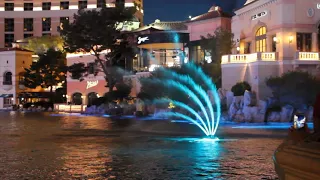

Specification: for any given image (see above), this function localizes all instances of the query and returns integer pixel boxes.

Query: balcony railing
[295,52,320,61]
[221,52,278,64]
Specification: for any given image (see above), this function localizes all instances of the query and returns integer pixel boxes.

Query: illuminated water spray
[153,63,221,137]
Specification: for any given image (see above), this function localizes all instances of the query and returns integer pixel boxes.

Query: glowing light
[69,5,78,9]
[33,7,42,11]
[0,7,4,11]
[87,4,97,8]
[273,36,278,42]
[125,3,135,7]
[86,80,98,89]
[51,6,60,10]
[236,47,240,51]
[14,7,23,11]
[289,35,294,43]
[153,63,221,137]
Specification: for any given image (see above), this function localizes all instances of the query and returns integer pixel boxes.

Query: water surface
[0,112,284,179]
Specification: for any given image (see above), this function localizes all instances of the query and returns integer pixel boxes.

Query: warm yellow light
[87,4,97,8]
[51,6,60,10]
[236,47,240,51]
[273,37,278,42]
[289,35,294,43]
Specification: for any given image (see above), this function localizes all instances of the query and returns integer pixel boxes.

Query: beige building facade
[222,0,320,99]
[0,0,143,48]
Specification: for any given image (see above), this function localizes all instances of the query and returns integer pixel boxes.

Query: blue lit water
[0,112,287,179]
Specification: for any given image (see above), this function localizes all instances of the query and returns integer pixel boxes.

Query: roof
[132,21,188,32]
[0,47,33,53]
[187,6,232,23]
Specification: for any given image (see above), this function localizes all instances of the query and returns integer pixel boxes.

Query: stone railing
[295,52,320,61]
[221,52,278,64]
[54,104,87,113]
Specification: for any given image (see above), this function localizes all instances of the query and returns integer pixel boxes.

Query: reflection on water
[0,112,282,179]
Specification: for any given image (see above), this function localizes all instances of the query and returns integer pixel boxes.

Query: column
[266,35,272,52]
[312,32,318,52]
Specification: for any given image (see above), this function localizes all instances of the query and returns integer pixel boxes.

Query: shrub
[266,71,320,109]
[231,81,251,96]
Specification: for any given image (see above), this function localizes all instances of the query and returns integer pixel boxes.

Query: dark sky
[144,0,247,24]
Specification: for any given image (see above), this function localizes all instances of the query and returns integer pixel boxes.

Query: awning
[0,94,13,98]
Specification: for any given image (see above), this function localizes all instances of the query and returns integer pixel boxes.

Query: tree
[200,27,235,63]
[61,4,136,92]
[231,81,252,96]
[266,71,320,109]
[199,28,235,88]
[20,35,64,54]
[23,48,67,98]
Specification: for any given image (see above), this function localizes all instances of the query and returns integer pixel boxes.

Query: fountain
[150,63,221,137]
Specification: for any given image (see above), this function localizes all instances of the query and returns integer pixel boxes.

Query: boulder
[217,88,227,106]
[244,90,257,107]
[280,105,294,122]
[258,100,268,114]
[228,96,244,120]
[226,91,234,109]
[268,112,281,122]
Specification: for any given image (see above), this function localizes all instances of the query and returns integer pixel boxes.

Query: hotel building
[0,0,144,48]
[222,0,320,99]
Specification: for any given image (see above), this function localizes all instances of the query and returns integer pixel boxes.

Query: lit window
[4,34,14,47]
[255,26,267,52]
[42,18,51,31]
[79,1,88,9]
[5,3,14,11]
[42,2,51,10]
[24,18,33,32]
[60,1,69,10]
[5,19,14,32]
[24,3,33,11]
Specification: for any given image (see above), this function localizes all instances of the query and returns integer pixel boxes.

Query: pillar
[312,32,318,52]
[266,35,272,52]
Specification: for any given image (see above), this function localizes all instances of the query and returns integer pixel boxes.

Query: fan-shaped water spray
[151,63,221,137]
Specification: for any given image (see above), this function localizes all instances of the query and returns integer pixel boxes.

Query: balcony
[2,81,13,91]
[221,52,278,64]
[295,52,320,61]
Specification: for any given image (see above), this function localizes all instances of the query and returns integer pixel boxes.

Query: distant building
[131,5,232,71]
[0,0,143,48]
[0,48,47,109]
[221,0,320,99]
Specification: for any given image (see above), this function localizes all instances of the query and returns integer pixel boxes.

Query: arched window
[255,26,267,52]
[72,92,82,105]
[3,72,12,85]
[87,92,98,106]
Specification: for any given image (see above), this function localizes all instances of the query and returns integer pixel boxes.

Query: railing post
[295,51,300,60]
[257,52,262,61]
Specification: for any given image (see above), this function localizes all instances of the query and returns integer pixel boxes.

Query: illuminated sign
[137,36,149,44]
[317,4,320,9]
[251,11,268,20]
[86,80,98,89]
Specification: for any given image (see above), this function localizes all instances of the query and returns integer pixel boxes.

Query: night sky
[144,0,247,24]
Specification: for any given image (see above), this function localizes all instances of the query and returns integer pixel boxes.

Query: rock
[243,106,259,123]
[258,100,268,114]
[226,91,234,109]
[228,96,244,120]
[280,105,294,122]
[217,88,227,106]
[268,112,281,122]
[243,90,257,106]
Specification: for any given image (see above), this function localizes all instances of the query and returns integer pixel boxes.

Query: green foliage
[106,81,132,101]
[21,35,64,54]
[231,81,252,96]
[266,71,320,108]
[60,5,137,91]
[200,27,235,63]
[23,48,67,95]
